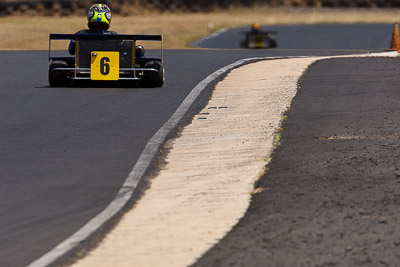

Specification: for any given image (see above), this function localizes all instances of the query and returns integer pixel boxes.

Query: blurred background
[1,0,400,50]
[2,0,400,16]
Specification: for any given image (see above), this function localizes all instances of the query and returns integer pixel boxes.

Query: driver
[251,23,261,32]
[68,4,116,55]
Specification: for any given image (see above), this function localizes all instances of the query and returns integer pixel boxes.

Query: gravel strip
[71,52,397,267]
[70,57,321,267]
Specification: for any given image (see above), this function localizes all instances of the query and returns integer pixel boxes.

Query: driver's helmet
[87,4,112,30]
[251,23,260,31]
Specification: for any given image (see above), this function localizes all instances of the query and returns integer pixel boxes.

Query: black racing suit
[68,28,118,55]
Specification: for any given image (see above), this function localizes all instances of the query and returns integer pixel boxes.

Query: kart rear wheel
[142,61,165,88]
[49,60,70,87]
[268,38,278,48]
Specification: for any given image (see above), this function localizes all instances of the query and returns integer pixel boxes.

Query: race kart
[48,33,164,87]
[240,30,278,49]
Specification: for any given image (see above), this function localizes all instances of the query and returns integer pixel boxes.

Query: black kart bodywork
[48,33,164,87]
[240,30,278,49]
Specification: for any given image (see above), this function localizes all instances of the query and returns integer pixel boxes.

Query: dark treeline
[1,0,399,16]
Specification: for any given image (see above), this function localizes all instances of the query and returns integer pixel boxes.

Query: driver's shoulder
[105,30,118,35]
[74,29,117,35]
[75,29,90,34]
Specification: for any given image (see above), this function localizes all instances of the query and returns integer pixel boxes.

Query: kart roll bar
[48,33,163,61]
[49,33,163,41]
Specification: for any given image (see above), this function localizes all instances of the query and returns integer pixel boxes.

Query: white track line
[27,56,280,267]
[28,51,397,267]
[191,28,228,48]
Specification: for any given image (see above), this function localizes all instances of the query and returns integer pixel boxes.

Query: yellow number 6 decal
[91,51,119,81]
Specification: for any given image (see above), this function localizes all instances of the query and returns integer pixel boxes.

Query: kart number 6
[91,51,119,81]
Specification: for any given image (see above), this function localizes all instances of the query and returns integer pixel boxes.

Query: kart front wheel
[49,60,70,87]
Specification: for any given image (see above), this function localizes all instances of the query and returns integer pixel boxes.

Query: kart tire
[268,38,278,49]
[49,60,70,87]
[142,61,165,88]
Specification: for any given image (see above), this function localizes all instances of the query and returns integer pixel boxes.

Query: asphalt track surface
[193,57,400,266]
[0,23,394,267]
[1,48,361,267]
[194,23,393,50]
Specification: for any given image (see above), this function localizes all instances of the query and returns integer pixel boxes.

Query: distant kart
[240,30,278,49]
[48,33,164,87]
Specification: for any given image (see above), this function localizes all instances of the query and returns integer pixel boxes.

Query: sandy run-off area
[70,52,396,267]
